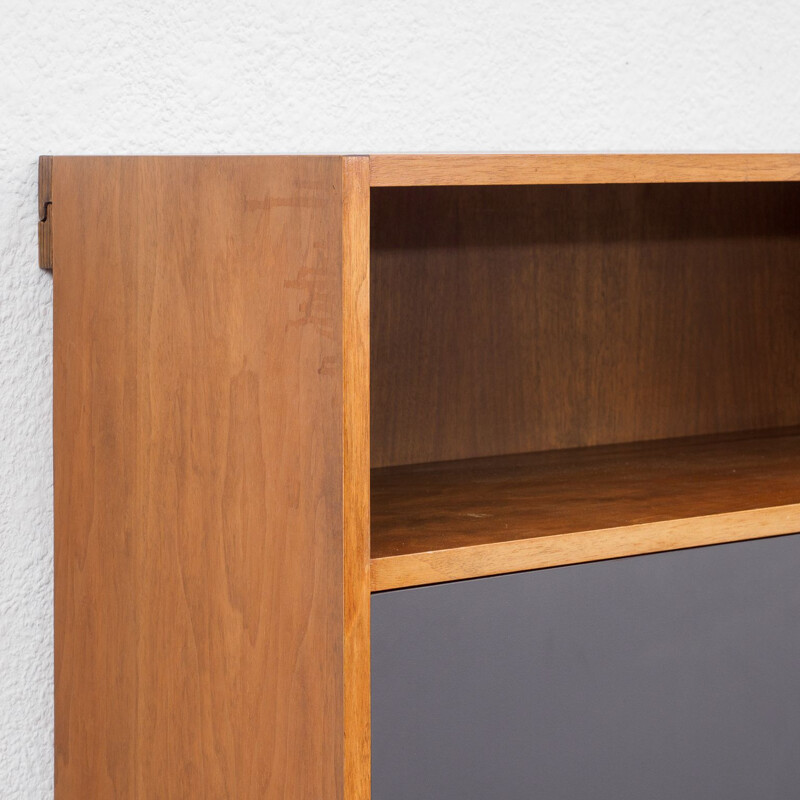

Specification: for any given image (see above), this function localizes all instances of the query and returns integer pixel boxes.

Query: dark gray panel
[372,535,800,800]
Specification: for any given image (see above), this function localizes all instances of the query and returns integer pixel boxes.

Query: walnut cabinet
[42,154,800,798]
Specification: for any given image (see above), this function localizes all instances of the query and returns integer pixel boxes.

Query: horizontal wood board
[371,427,800,589]
[369,153,800,186]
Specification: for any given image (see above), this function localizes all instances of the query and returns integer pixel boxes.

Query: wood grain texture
[38,155,52,270]
[53,156,350,798]
[370,427,800,590]
[341,157,371,800]
[369,153,800,186]
[371,183,800,467]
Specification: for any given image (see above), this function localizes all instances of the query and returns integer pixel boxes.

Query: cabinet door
[373,535,800,800]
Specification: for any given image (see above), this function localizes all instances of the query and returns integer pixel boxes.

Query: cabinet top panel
[42,154,800,187]
[368,153,800,186]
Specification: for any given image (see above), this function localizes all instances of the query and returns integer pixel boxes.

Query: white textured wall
[2,1,799,796]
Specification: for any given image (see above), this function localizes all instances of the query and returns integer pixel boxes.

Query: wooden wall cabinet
[44,154,800,798]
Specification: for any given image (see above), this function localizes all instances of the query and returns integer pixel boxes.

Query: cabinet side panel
[53,157,345,799]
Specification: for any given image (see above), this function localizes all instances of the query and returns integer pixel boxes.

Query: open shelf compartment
[369,179,800,590]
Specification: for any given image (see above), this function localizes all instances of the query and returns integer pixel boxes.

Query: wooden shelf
[370,427,800,591]
[368,153,800,186]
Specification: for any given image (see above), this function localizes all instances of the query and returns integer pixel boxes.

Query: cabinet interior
[369,182,800,590]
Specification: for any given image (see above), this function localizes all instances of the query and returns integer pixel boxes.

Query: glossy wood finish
[369,153,800,186]
[53,156,362,799]
[371,183,800,467]
[342,157,371,800]
[370,428,800,590]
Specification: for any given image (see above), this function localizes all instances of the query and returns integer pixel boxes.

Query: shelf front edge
[370,504,800,591]
[368,154,800,187]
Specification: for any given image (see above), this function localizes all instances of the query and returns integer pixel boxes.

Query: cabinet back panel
[371,183,800,467]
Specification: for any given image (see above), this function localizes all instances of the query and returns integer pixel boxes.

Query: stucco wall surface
[2,1,800,797]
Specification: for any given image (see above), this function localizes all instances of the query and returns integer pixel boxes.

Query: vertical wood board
[53,156,350,799]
